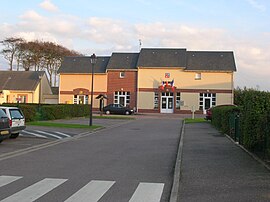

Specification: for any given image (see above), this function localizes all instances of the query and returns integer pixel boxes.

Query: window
[120,72,125,78]
[154,92,159,109]
[176,92,181,109]
[17,95,27,103]
[73,95,88,104]
[114,91,130,106]
[195,73,201,80]
[199,93,216,110]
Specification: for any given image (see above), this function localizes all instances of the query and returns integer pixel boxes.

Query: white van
[0,106,26,139]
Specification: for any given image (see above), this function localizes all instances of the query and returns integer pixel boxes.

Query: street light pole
[89,53,97,126]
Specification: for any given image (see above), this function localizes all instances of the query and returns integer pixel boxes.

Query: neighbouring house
[58,56,109,105]
[0,71,54,104]
[58,48,236,114]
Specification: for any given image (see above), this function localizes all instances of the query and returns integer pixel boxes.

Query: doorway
[160,92,174,113]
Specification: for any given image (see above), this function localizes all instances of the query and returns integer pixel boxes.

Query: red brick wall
[107,70,137,109]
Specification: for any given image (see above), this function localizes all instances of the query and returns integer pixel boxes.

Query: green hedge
[1,103,38,122]
[1,103,90,122]
[213,88,270,159]
[211,106,239,135]
[238,89,270,151]
[40,104,90,120]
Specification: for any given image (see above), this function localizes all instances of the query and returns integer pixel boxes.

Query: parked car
[0,106,26,139]
[103,104,134,115]
[205,104,236,120]
[0,109,11,143]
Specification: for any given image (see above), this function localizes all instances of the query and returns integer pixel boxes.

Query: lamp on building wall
[89,53,97,126]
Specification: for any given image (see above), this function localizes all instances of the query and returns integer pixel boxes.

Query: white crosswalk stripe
[0,176,164,202]
[34,130,63,139]
[0,176,22,188]
[1,178,67,202]
[54,131,71,138]
[65,180,115,202]
[21,130,48,139]
[21,130,72,139]
[129,182,164,202]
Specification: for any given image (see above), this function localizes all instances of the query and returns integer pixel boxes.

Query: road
[0,116,182,202]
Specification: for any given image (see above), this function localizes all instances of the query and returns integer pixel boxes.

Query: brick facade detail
[107,70,137,109]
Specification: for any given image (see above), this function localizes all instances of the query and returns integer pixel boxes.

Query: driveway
[0,115,183,201]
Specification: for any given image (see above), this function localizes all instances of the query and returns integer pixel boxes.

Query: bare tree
[1,37,81,86]
[0,37,24,71]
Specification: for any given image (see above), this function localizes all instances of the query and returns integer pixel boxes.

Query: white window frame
[73,95,89,104]
[195,73,202,80]
[199,93,216,111]
[114,91,130,106]
[154,92,159,109]
[120,72,125,78]
[176,92,181,109]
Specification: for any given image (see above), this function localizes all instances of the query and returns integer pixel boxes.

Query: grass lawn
[27,121,101,129]
[185,118,209,124]
[92,115,135,120]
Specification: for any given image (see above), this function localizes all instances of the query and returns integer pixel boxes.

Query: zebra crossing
[20,130,73,139]
[0,175,164,202]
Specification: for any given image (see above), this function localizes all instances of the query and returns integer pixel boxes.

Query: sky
[0,0,270,91]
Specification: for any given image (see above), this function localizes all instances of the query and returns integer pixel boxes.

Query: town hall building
[58,48,236,114]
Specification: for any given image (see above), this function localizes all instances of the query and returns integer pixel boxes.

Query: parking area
[0,117,133,155]
[0,113,193,157]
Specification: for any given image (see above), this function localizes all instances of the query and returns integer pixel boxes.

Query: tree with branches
[0,37,81,86]
[0,37,24,71]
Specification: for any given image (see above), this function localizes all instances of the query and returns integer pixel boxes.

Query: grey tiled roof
[137,48,187,67]
[186,51,236,71]
[58,56,110,73]
[0,71,45,91]
[58,49,237,73]
[106,53,139,70]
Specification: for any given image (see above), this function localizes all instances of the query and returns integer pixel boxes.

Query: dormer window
[195,73,201,80]
[120,72,125,78]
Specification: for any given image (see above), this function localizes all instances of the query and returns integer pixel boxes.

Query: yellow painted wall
[60,74,107,92]
[181,93,199,110]
[138,68,233,90]
[60,95,73,104]
[59,74,107,107]
[216,93,233,105]
[138,92,155,109]
[4,91,36,103]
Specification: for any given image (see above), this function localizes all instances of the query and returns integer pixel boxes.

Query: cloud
[246,0,266,12]
[0,11,270,90]
[39,0,58,12]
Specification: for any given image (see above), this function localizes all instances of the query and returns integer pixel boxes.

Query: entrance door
[203,98,211,114]
[160,92,174,113]
[78,95,85,104]
[119,96,125,106]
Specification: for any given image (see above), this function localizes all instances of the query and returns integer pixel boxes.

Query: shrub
[1,103,39,122]
[1,103,91,122]
[211,105,239,136]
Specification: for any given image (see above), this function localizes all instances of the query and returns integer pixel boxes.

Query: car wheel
[10,133,19,139]
[105,110,110,115]
[125,111,130,115]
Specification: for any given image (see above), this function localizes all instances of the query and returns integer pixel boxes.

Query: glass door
[160,92,174,113]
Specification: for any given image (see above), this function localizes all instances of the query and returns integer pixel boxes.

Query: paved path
[179,123,270,202]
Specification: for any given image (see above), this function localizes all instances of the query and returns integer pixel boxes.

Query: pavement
[177,122,270,202]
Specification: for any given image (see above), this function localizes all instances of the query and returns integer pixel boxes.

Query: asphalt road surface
[0,116,182,202]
